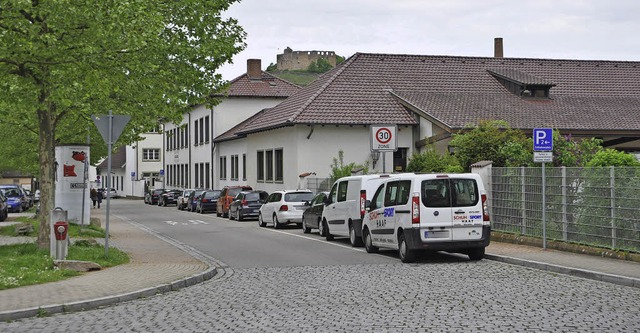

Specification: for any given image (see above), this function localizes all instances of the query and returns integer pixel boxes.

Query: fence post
[562,166,567,241]
[521,166,526,235]
[610,166,616,249]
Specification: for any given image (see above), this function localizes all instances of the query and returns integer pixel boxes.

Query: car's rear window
[245,192,266,201]
[205,191,221,199]
[284,192,314,202]
[421,179,479,208]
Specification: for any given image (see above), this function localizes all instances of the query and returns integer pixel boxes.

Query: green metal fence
[492,166,640,252]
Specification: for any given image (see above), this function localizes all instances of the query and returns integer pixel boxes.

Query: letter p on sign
[533,128,553,151]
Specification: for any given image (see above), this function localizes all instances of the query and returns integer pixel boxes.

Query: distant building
[276,47,337,71]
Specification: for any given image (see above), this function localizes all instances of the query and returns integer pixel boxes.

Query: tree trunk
[36,105,57,250]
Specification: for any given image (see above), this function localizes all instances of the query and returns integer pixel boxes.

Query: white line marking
[260,227,366,253]
[164,221,178,225]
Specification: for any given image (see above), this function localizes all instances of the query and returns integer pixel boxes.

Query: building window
[265,150,273,182]
[242,154,246,181]
[205,116,210,143]
[194,163,199,188]
[205,163,210,189]
[143,149,160,161]
[219,156,227,180]
[230,155,238,180]
[200,162,205,188]
[257,151,264,182]
[199,117,204,145]
[275,149,283,182]
[194,119,199,146]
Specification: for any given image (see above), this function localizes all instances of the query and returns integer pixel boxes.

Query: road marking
[189,220,209,225]
[164,221,178,225]
[261,228,366,253]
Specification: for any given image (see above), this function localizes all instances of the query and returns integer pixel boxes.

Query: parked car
[187,190,206,212]
[216,186,253,217]
[100,188,119,199]
[23,189,34,208]
[147,188,166,205]
[228,190,268,221]
[159,189,182,206]
[34,189,40,202]
[177,189,195,210]
[361,173,490,262]
[0,185,24,213]
[301,191,330,234]
[196,190,222,214]
[0,191,8,222]
[258,190,315,229]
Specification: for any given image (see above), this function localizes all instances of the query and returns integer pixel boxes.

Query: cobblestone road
[2,258,639,332]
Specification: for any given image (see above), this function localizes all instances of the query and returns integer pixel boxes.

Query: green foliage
[336,55,346,65]
[552,133,603,167]
[330,150,369,183]
[499,139,534,167]
[266,62,277,72]
[449,120,529,170]
[307,58,333,73]
[406,147,463,173]
[586,149,640,167]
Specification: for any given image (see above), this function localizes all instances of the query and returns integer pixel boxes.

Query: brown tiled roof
[97,147,126,170]
[221,53,640,136]
[217,71,300,98]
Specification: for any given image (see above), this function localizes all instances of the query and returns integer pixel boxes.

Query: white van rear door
[419,178,453,241]
[450,178,484,241]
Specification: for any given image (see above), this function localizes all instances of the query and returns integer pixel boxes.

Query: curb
[485,254,640,289]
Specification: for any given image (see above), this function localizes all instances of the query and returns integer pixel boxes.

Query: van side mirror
[304,200,311,206]
[364,199,371,211]
[323,197,332,205]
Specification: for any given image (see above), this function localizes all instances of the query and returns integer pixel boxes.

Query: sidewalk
[0,209,216,321]
[1,211,639,321]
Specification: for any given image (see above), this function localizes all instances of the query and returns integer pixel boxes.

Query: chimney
[247,59,262,80]
[494,37,504,58]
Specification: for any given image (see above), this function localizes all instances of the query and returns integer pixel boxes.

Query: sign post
[370,125,398,173]
[533,128,553,249]
[92,110,131,257]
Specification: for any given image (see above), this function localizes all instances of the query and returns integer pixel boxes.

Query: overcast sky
[217,0,640,80]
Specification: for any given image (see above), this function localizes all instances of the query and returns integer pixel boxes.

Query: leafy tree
[330,150,369,183]
[552,133,603,167]
[336,55,346,65]
[0,0,246,249]
[266,62,277,72]
[586,149,640,167]
[406,147,463,173]
[307,58,333,73]
[449,120,529,170]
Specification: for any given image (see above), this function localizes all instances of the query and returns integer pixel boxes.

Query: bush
[406,148,463,173]
[330,150,368,183]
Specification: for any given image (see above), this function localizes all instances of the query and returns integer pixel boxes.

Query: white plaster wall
[213,98,286,138]
[215,139,248,190]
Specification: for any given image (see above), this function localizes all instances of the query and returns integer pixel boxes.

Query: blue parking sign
[533,128,553,151]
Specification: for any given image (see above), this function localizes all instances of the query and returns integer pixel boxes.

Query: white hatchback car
[258,190,315,229]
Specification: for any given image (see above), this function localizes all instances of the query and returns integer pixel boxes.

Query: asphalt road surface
[2,199,639,332]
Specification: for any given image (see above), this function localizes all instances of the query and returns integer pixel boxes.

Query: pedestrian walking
[90,188,98,208]
[97,189,103,208]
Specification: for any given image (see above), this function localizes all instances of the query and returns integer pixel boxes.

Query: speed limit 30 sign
[371,125,398,152]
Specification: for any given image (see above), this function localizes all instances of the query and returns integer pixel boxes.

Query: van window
[421,179,450,208]
[384,180,411,206]
[451,179,479,207]
[370,184,385,210]
[329,183,338,203]
[337,181,348,202]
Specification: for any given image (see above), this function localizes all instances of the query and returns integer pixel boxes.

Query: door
[419,178,453,241]
[325,181,349,235]
[379,180,412,247]
[450,178,483,241]
[366,184,388,247]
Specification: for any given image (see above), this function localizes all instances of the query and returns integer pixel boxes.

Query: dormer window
[487,68,555,99]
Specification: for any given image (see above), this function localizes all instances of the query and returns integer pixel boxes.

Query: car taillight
[242,199,248,206]
[482,194,490,222]
[412,193,420,224]
[360,190,366,219]
[202,198,209,203]
[279,205,288,211]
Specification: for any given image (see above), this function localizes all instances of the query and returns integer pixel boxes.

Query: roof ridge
[286,53,362,123]
[261,71,303,89]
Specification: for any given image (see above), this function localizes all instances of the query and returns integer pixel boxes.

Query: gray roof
[216,52,640,141]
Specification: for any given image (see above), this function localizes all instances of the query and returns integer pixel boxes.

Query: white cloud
[219,0,640,79]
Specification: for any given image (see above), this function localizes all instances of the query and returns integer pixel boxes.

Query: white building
[162,59,300,191]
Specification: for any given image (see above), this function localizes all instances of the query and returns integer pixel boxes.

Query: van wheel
[318,218,326,237]
[273,214,281,229]
[324,220,334,241]
[302,220,311,234]
[364,229,378,253]
[237,212,243,221]
[258,213,266,227]
[467,247,485,261]
[349,224,363,247]
[398,233,415,263]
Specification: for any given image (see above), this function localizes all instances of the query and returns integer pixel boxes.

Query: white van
[321,174,409,246]
[361,173,490,263]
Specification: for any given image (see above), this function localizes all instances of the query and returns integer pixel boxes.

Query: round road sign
[375,127,392,144]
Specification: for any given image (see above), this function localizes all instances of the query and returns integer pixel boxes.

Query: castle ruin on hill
[276,47,337,71]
